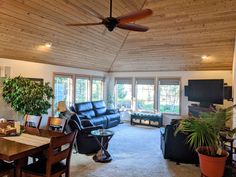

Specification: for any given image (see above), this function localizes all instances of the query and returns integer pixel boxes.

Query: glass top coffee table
[91,129,114,163]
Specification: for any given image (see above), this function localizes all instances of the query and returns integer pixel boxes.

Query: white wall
[109,71,233,125]
[0,58,234,127]
[0,58,107,127]
[0,58,106,82]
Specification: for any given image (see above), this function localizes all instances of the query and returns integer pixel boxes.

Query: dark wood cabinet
[188,105,215,117]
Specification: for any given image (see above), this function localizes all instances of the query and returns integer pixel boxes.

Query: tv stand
[199,102,215,108]
[188,104,215,117]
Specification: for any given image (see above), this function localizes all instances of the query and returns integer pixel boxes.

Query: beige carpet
[70,123,201,177]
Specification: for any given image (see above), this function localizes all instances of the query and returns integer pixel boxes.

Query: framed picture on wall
[26,78,44,85]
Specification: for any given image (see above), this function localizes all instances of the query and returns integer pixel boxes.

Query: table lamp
[56,101,67,118]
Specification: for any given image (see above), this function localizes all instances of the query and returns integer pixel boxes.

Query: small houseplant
[2,76,53,119]
[176,105,236,177]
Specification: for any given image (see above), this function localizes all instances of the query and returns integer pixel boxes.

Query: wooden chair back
[24,126,40,135]
[46,131,77,177]
[24,115,42,128]
[46,117,67,133]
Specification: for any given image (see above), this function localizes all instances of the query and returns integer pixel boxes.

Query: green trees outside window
[92,79,103,101]
[116,83,132,109]
[76,78,89,103]
[158,79,180,115]
[136,84,154,111]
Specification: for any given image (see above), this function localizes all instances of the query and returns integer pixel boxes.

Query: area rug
[70,123,200,177]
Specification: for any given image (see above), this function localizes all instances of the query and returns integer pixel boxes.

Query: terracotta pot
[196,147,229,177]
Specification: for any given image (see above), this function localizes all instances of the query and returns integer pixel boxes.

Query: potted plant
[2,76,53,120]
[176,105,236,177]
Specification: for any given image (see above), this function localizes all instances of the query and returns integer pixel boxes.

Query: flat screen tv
[187,79,224,105]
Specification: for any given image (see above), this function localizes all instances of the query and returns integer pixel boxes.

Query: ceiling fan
[66,0,153,32]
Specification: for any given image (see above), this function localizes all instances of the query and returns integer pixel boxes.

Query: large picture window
[53,75,73,114]
[158,79,180,115]
[92,78,104,101]
[53,73,104,115]
[136,78,155,112]
[75,77,90,103]
[115,78,132,109]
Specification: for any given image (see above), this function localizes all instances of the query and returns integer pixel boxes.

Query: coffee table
[91,129,114,163]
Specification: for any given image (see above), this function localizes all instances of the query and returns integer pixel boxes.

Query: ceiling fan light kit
[66,0,153,32]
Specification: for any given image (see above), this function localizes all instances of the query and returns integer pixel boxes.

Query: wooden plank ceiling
[0,0,236,72]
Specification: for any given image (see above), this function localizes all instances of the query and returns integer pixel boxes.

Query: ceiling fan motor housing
[103,17,118,31]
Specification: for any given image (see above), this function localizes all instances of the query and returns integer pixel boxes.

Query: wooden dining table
[0,129,64,177]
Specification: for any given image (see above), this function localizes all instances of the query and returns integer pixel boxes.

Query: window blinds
[136,78,155,85]
[92,77,104,81]
[115,78,132,85]
[159,79,180,85]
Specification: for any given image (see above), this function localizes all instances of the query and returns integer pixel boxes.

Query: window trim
[157,77,182,116]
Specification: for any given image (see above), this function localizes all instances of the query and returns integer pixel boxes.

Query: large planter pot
[196,147,229,177]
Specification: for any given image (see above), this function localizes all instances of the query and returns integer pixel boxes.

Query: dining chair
[24,126,40,135]
[24,126,41,163]
[0,160,14,177]
[46,117,67,133]
[24,115,42,128]
[21,131,77,177]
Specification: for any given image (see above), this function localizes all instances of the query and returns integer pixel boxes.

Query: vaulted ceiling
[0,0,236,72]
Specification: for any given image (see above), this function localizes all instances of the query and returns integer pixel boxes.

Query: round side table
[91,129,114,163]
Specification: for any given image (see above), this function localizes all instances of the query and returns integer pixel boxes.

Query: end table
[91,129,114,163]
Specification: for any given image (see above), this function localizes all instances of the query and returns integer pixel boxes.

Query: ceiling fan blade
[117,23,149,32]
[66,22,103,26]
[117,9,153,24]
[82,4,105,20]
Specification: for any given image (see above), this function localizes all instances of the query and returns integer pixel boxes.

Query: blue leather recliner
[160,121,199,164]
[71,100,120,129]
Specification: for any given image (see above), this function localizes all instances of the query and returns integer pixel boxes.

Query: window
[136,78,155,112]
[75,77,90,103]
[92,78,104,101]
[53,75,73,114]
[53,73,104,115]
[115,78,132,109]
[158,79,180,115]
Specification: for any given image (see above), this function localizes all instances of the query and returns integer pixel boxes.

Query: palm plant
[176,105,236,156]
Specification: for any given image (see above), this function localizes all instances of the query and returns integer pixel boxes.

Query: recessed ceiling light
[201,55,208,59]
[45,42,52,48]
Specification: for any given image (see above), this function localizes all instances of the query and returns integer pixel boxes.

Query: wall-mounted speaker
[0,66,11,77]
[184,86,189,97]
[224,86,233,101]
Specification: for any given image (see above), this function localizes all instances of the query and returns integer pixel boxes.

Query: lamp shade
[56,101,67,113]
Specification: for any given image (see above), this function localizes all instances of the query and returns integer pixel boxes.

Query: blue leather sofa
[71,100,120,129]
